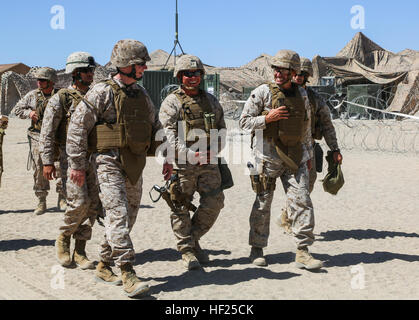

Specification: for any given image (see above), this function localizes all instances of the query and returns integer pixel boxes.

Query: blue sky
[0,0,418,69]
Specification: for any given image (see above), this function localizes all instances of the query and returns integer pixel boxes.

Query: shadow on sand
[0,239,55,252]
[318,229,419,242]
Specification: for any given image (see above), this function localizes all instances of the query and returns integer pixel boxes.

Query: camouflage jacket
[159,88,226,169]
[66,77,160,171]
[239,82,313,168]
[39,85,85,165]
[13,89,54,140]
[307,87,339,151]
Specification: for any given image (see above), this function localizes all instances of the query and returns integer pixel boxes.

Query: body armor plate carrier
[88,80,152,185]
[261,83,306,172]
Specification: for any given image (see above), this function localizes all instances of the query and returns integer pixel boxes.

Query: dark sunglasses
[136,62,147,67]
[183,70,202,78]
[37,79,48,82]
[273,67,290,74]
[297,72,309,77]
[78,67,95,74]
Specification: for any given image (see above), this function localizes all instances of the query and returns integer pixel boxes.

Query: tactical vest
[262,83,307,171]
[307,88,323,141]
[88,79,152,185]
[174,88,216,147]
[56,88,84,146]
[31,89,58,132]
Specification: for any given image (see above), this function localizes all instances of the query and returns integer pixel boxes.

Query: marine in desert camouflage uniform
[278,58,342,234]
[66,39,160,298]
[40,52,100,271]
[159,54,226,270]
[239,50,324,270]
[13,67,65,215]
[0,115,8,187]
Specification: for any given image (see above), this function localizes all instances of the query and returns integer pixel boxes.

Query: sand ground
[0,118,418,300]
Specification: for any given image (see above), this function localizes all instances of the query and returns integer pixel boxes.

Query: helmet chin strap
[117,65,142,81]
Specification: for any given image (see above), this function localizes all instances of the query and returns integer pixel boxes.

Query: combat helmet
[33,67,58,83]
[271,50,301,74]
[300,58,313,77]
[110,39,151,68]
[65,52,96,74]
[174,54,205,77]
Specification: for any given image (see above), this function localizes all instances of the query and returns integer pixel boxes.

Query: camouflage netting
[312,32,419,115]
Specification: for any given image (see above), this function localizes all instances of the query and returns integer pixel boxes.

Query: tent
[311,32,419,116]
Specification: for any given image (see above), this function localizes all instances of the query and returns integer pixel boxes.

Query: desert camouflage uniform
[0,116,7,187]
[307,87,339,192]
[66,77,160,267]
[239,82,315,249]
[39,85,100,240]
[14,89,64,200]
[159,90,226,253]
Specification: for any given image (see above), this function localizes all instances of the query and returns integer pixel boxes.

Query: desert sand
[0,118,418,300]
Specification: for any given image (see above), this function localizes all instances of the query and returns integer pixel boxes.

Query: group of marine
[2,39,343,298]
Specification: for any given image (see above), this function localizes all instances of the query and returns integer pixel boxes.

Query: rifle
[149,173,197,212]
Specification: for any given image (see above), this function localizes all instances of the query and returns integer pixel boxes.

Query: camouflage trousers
[94,151,142,268]
[170,164,225,253]
[249,160,315,249]
[29,133,65,200]
[59,157,100,240]
[0,130,4,186]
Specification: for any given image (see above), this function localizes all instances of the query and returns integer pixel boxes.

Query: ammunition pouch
[88,123,125,152]
[203,112,217,133]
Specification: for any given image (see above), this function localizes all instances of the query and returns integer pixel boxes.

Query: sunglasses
[183,70,202,78]
[273,67,290,74]
[78,67,95,74]
[37,79,48,82]
[297,72,309,77]
[136,62,147,67]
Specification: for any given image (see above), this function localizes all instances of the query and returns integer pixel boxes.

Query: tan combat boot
[181,250,201,270]
[56,233,72,267]
[249,246,267,266]
[95,261,122,286]
[57,194,67,211]
[120,263,150,298]
[34,198,47,215]
[194,240,209,264]
[295,247,324,270]
[72,239,95,270]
